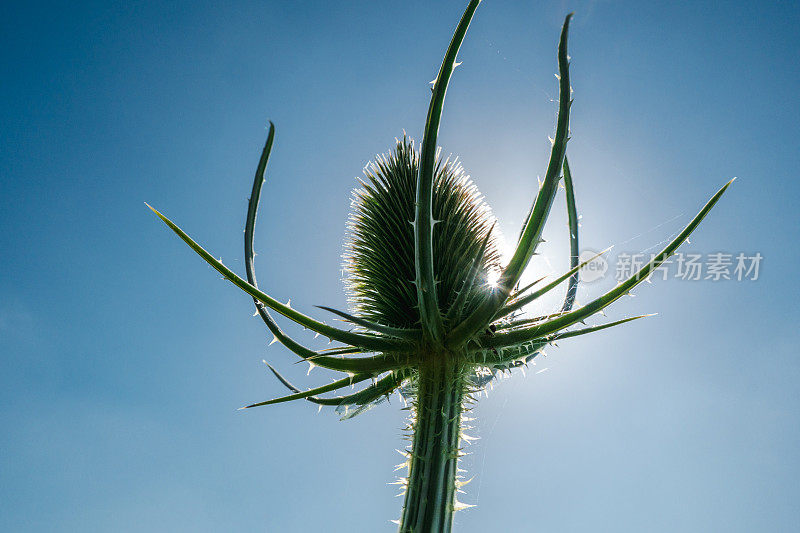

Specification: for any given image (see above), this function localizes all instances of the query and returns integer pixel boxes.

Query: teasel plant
[148,1,733,531]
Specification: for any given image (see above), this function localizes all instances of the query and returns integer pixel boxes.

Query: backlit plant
[148,2,732,531]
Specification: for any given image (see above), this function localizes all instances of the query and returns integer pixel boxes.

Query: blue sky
[1,1,798,531]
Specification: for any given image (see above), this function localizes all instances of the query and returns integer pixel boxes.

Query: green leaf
[415,0,483,343]
[549,314,653,341]
[446,14,574,347]
[318,346,367,356]
[477,178,734,350]
[146,203,413,354]
[242,124,332,362]
[316,306,421,340]
[560,155,580,312]
[264,361,406,418]
[241,370,375,409]
[492,248,611,321]
[466,315,650,367]
[493,315,553,330]
[500,14,574,291]
[302,351,418,374]
[334,371,408,419]
[235,127,411,373]
[465,341,548,366]
[506,276,547,304]
[491,163,588,356]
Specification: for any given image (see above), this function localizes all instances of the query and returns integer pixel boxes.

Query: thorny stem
[399,354,467,532]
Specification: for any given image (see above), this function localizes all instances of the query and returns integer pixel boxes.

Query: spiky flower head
[344,137,500,330]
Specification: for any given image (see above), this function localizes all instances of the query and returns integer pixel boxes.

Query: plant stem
[399,354,466,532]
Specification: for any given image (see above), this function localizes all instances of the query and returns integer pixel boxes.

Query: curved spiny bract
[477,179,734,351]
[464,315,651,367]
[477,154,583,375]
[265,362,409,418]
[446,13,574,348]
[305,352,419,374]
[560,156,580,313]
[505,275,547,305]
[415,0,484,344]
[242,141,415,374]
[493,247,608,321]
[147,204,412,355]
[315,305,422,340]
[243,124,347,368]
[241,371,375,409]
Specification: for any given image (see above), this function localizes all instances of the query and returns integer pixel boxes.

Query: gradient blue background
[2,1,798,531]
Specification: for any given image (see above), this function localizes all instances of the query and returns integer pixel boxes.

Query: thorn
[453,501,475,511]
[455,476,475,488]
[269,335,279,346]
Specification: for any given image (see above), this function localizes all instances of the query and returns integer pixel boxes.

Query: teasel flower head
[148,2,732,530]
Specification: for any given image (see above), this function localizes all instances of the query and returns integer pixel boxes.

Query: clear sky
[2,1,798,531]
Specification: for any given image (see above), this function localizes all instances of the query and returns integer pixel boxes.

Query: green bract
[149,2,732,531]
